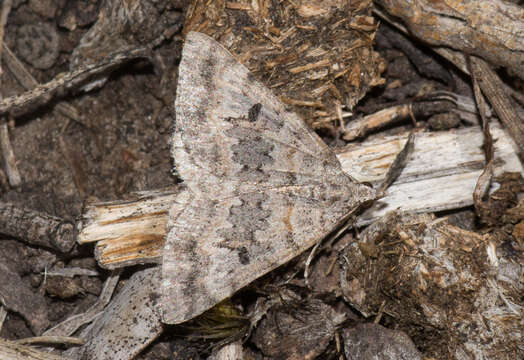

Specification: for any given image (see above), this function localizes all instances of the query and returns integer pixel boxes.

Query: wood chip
[65,267,162,360]
[0,122,20,187]
[77,188,178,268]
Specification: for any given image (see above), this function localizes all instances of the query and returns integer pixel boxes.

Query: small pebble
[428,112,461,130]
[16,23,59,70]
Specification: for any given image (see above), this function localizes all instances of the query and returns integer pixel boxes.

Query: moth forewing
[161,31,375,324]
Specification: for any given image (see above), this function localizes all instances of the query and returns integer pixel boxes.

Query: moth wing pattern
[162,31,376,324]
[171,31,341,198]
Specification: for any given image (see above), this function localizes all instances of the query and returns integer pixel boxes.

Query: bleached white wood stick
[78,123,522,269]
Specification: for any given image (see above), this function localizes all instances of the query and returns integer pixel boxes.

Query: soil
[0,1,522,360]
[1,0,179,345]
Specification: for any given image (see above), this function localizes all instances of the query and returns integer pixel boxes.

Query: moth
[161,31,376,324]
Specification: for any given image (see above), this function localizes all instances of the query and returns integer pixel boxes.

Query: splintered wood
[78,189,178,268]
[183,0,385,130]
[78,122,523,269]
[343,123,522,224]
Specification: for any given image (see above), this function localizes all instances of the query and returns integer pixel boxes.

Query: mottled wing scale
[171,32,338,198]
[162,31,376,324]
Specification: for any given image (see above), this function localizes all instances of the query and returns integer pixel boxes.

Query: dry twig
[342,92,460,141]
[469,56,495,215]
[0,122,20,187]
[0,338,71,360]
[43,270,121,337]
[2,44,81,122]
[0,0,12,72]
[45,267,99,278]
[0,305,7,331]
[0,1,20,188]
[0,46,149,116]
[15,336,85,347]
[469,56,524,159]
[0,202,75,252]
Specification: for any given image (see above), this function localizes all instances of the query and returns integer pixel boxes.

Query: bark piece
[65,267,163,360]
[43,270,120,337]
[374,0,524,80]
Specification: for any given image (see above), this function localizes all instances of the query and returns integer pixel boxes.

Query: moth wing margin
[160,183,360,324]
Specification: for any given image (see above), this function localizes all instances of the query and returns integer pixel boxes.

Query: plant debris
[340,211,523,359]
[183,0,385,130]
[0,1,522,359]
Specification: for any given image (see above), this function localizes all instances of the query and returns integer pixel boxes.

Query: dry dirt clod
[15,22,59,70]
[251,290,346,360]
[0,261,50,335]
[343,323,423,360]
[427,112,460,130]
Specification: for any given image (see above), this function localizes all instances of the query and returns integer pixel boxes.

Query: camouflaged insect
[161,31,376,324]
